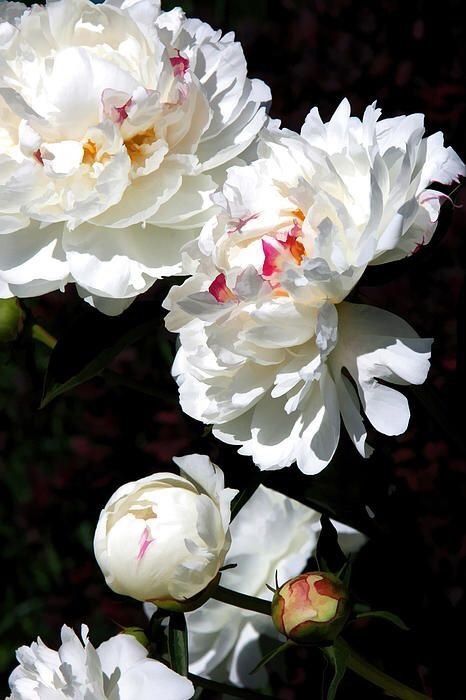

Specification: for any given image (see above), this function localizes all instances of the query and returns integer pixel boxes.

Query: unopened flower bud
[120,627,149,648]
[94,455,237,610]
[271,572,350,644]
[0,298,24,343]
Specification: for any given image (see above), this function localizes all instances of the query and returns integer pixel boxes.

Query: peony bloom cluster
[94,454,237,606]
[0,0,270,314]
[165,100,465,474]
[144,484,365,687]
[8,625,194,700]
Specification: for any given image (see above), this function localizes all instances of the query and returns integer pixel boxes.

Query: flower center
[124,127,157,165]
[130,505,156,520]
[82,140,98,165]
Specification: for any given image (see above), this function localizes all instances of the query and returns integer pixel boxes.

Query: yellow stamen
[82,140,98,165]
[124,127,156,165]
[272,288,290,298]
[290,238,305,266]
[292,208,306,223]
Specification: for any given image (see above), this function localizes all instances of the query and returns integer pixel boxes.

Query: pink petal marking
[170,50,190,78]
[262,239,282,277]
[288,221,302,238]
[101,89,133,125]
[418,191,452,207]
[262,221,305,277]
[33,149,44,165]
[137,526,154,561]
[209,273,238,303]
[227,212,260,235]
[114,100,132,124]
[411,236,426,256]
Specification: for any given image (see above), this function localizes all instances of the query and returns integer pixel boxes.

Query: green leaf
[249,641,292,675]
[323,643,348,700]
[316,515,347,575]
[338,557,353,588]
[168,613,188,677]
[352,602,371,615]
[355,610,409,631]
[40,300,161,407]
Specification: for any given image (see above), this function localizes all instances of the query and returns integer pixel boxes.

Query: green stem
[168,613,188,677]
[189,673,273,699]
[212,585,271,616]
[31,324,57,350]
[336,639,430,700]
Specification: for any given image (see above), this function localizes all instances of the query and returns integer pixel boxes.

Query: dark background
[1,1,466,698]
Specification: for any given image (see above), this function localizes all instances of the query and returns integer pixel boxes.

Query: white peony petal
[65,222,194,298]
[97,634,148,678]
[0,223,68,297]
[8,625,192,700]
[115,658,194,700]
[335,373,373,458]
[330,302,432,436]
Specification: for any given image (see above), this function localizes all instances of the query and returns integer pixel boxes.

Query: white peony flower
[0,0,270,314]
[164,100,464,474]
[8,625,194,699]
[145,485,366,687]
[94,454,237,605]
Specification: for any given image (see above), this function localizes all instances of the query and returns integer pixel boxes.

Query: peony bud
[94,455,237,610]
[271,572,350,644]
[120,627,149,648]
[0,298,24,343]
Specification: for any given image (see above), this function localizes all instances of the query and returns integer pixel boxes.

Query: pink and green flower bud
[271,572,350,644]
[0,298,24,343]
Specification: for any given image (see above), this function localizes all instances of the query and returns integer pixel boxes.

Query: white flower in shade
[164,100,464,474]
[94,454,237,606]
[8,625,194,700]
[0,0,270,314]
[145,485,366,687]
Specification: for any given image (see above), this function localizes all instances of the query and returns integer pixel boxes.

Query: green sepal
[120,627,149,647]
[355,610,409,631]
[0,298,24,343]
[323,642,348,700]
[150,573,220,613]
[316,515,347,575]
[249,641,293,675]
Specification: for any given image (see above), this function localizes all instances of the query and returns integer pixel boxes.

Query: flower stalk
[211,585,272,616]
[188,673,273,699]
[335,638,429,700]
[31,323,57,350]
